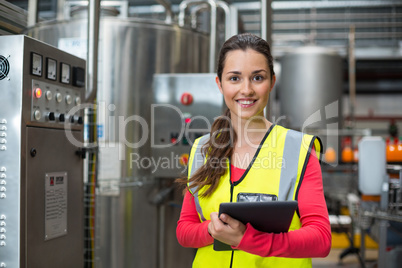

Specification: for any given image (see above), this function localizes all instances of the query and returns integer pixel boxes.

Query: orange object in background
[386,137,395,162]
[386,137,402,162]
[361,194,381,202]
[342,147,353,162]
[341,137,353,162]
[324,147,337,163]
[398,137,402,161]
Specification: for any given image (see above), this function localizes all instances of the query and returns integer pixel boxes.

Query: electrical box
[151,73,224,178]
[0,35,85,267]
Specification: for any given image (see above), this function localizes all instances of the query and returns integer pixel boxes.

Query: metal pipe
[378,219,388,268]
[86,0,100,103]
[348,26,356,126]
[360,228,366,264]
[56,0,66,20]
[155,0,173,24]
[158,205,166,268]
[345,115,402,122]
[63,1,128,20]
[229,5,238,36]
[399,170,402,211]
[190,1,232,40]
[260,0,273,45]
[361,210,402,223]
[0,0,28,28]
[261,0,273,119]
[233,0,401,12]
[190,4,208,29]
[178,0,217,73]
[217,1,231,40]
[272,12,402,21]
[271,0,402,10]
[27,0,38,27]
[260,0,267,41]
[178,1,189,27]
[272,32,402,41]
[273,21,402,30]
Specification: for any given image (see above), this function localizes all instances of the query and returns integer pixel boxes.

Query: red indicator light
[181,92,193,106]
[185,118,191,124]
[34,88,42,99]
[179,154,189,166]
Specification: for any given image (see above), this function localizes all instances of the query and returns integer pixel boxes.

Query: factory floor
[312,247,378,268]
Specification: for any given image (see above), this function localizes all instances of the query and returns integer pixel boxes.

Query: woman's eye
[229,76,239,81]
[253,75,263,81]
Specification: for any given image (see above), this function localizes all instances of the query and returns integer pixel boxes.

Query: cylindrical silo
[279,46,343,131]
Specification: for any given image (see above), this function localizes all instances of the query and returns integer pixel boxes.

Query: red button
[181,93,193,106]
[34,88,42,99]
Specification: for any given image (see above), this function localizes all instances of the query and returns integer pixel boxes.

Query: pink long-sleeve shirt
[176,149,331,258]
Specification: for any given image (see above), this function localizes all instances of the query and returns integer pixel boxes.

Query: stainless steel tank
[279,46,343,131]
[27,15,209,268]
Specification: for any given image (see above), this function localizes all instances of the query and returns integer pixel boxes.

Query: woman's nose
[239,80,254,95]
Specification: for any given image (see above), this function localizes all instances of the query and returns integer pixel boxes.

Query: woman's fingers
[209,212,246,246]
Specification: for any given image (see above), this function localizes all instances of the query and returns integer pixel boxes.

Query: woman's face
[216,48,276,121]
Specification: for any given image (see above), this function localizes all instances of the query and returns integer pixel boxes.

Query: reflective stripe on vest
[188,134,209,221]
[278,129,302,201]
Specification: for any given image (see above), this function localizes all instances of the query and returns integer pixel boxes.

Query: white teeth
[238,100,254,105]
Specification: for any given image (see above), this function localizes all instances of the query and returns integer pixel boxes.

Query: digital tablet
[213,201,298,251]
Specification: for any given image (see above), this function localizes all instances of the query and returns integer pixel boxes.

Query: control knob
[55,93,62,103]
[34,109,41,121]
[65,95,72,105]
[45,91,53,101]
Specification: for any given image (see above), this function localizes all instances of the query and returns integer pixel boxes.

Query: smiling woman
[216,48,276,122]
[176,33,331,268]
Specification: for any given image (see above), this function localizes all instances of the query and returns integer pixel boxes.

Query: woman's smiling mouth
[236,99,257,107]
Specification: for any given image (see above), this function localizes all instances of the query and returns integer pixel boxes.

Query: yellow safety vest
[187,125,322,268]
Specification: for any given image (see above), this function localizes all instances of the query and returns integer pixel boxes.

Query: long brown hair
[178,33,275,197]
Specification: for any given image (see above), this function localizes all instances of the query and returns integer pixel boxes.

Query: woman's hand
[208,212,246,247]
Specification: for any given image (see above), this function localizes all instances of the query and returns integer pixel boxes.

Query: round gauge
[46,58,57,80]
[31,53,42,76]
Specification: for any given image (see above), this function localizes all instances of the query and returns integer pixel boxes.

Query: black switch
[59,114,65,122]
[48,112,55,121]
[78,116,83,124]
[70,116,75,123]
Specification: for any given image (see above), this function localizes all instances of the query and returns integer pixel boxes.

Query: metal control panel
[31,79,83,125]
[151,74,224,178]
[0,35,85,267]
